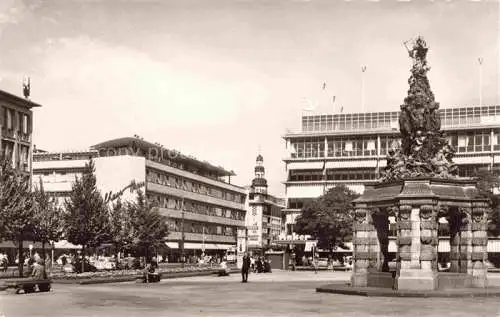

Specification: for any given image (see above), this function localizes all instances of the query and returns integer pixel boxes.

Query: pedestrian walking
[241,252,250,282]
[313,253,319,274]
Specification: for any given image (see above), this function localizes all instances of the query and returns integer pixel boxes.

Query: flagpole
[361,66,367,112]
[478,57,483,106]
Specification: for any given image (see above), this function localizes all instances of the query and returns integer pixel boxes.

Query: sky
[0,0,498,196]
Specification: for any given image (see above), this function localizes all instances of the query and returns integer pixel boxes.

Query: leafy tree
[295,185,359,252]
[127,190,169,260]
[33,177,65,259]
[475,168,500,236]
[0,155,35,277]
[107,198,134,258]
[64,159,109,273]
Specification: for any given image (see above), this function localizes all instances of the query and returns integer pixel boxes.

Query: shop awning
[53,240,82,250]
[166,242,235,250]
[165,242,179,249]
[214,244,234,250]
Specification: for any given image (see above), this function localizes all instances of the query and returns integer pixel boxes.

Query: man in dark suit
[241,252,251,283]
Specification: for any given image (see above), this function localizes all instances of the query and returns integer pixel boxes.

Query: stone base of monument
[397,270,438,291]
[437,273,473,289]
[316,281,500,298]
[367,272,395,289]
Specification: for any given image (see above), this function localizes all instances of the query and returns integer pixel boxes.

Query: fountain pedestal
[351,178,490,291]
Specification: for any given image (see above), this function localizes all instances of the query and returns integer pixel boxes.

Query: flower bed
[50,266,224,284]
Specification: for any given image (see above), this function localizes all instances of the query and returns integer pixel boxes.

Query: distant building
[32,136,247,261]
[245,154,285,255]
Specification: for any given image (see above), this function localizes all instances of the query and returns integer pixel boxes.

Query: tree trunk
[42,241,46,260]
[18,238,24,277]
[81,245,85,273]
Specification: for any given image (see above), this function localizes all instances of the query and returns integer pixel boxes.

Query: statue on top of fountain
[382,36,457,182]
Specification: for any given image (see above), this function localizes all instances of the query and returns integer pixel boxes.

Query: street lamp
[180,196,185,268]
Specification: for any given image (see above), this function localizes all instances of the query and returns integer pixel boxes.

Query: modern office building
[245,154,286,255]
[280,105,500,255]
[32,136,247,261]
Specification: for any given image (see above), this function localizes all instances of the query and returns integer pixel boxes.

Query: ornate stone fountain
[350,37,491,291]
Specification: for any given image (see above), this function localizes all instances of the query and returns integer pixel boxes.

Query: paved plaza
[1,271,500,317]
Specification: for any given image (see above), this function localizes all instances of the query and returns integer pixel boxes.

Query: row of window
[1,107,31,135]
[146,168,245,204]
[288,169,378,182]
[291,137,399,159]
[33,152,98,162]
[289,132,500,159]
[300,106,500,132]
[1,141,30,170]
[167,219,236,236]
[146,192,245,221]
[288,164,497,182]
[100,145,227,182]
[448,131,500,153]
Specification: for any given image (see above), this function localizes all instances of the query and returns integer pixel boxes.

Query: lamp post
[180,196,185,268]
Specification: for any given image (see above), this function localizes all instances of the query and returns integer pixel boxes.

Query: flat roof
[91,137,236,177]
[0,89,42,109]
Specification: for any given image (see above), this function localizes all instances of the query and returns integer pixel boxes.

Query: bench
[136,273,161,283]
[4,279,52,294]
[217,268,230,276]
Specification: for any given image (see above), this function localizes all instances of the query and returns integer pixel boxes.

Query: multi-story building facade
[0,89,42,254]
[0,89,40,174]
[280,105,500,256]
[33,136,247,261]
[245,154,285,255]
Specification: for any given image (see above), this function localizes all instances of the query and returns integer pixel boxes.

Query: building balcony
[18,133,31,143]
[1,128,15,139]
[157,207,244,227]
[167,231,236,244]
[147,182,245,211]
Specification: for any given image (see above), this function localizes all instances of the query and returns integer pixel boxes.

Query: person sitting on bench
[32,259,47,280]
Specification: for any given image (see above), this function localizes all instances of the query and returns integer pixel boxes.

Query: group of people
[0,253,9,272]
[240,253,272,283]
[250,256,272,273]
[26,257,48,280]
